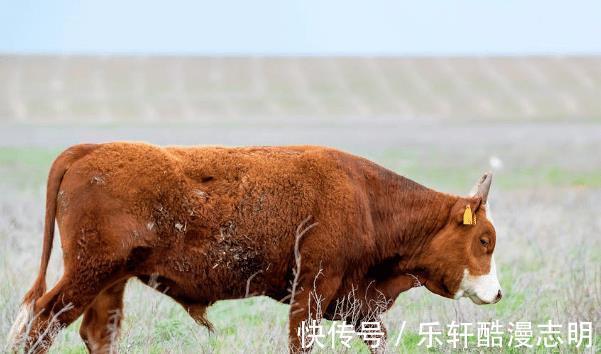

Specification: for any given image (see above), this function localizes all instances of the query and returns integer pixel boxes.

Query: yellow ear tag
[463,205,473,225]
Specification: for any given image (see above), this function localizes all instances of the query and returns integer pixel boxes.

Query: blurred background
[1,1,600,352]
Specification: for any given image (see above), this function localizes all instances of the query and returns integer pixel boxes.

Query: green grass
[0,147,59,188]
[371,148,601,192]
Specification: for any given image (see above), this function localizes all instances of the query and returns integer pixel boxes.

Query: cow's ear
[470,172,493,205]
[454,197,482,224]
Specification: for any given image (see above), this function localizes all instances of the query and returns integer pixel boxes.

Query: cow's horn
[476,172,493,204]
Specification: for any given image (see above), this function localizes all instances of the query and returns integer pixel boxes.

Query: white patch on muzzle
[454,257,502,304]
[6,302,34,350]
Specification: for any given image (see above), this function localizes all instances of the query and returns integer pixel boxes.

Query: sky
[1,0,600,55]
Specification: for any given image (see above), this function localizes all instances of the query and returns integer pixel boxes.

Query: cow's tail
[24,144,98,303]
[7,144,98,348]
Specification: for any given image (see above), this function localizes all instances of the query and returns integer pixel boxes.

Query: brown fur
[13,142,497,353]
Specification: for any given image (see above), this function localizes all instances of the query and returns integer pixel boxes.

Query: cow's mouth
[465,289,502,305]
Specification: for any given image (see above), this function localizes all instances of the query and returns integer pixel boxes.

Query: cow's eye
[479,237,489,246]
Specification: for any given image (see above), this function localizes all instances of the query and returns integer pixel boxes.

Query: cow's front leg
[288,269,341,353]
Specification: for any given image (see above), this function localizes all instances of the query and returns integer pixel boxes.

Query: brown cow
[8,143,501,353]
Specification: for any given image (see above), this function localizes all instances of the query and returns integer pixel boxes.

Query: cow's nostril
[496,290,503,301]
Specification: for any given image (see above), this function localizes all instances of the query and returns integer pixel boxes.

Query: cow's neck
[370,171,457,270]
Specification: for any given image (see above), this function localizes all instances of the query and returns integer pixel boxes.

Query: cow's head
[419,172,502,305]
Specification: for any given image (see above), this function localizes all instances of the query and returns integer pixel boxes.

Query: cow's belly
[132,223,296,304]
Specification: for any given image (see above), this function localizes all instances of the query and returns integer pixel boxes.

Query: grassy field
[1,56,601,123]
[0,56,600,353]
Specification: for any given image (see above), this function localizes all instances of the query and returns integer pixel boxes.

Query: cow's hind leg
[24,266,125,354]
[79,279,128,354]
